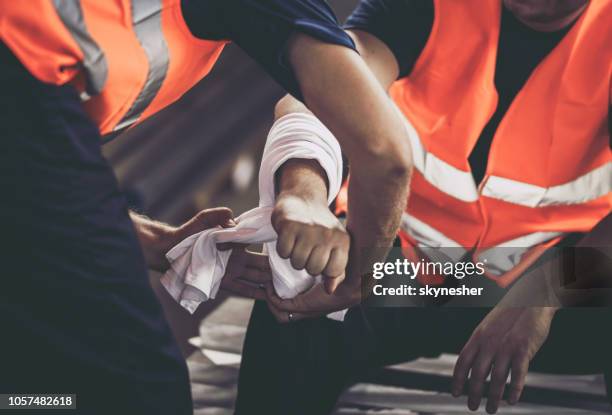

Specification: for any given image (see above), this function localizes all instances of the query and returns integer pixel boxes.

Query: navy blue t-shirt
[181,0,356,99]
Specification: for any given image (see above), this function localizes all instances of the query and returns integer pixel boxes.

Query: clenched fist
[272,193,350,294]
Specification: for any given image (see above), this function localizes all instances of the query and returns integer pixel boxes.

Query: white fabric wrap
[161,113,347,321]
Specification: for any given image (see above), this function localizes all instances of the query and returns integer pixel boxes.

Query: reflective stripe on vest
[482,162,612,207]
[396,102,612,208]
[52,0,108,95]
[477,231,563,276]
[114,0,169,131]
[393,104,479,203]
[1,0,226,135]
[400,213,467,262]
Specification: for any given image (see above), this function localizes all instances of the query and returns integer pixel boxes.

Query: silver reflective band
[400,213,467,262]
[477,231,563,275]
[402,212,565,276]
[52,0,108,95]
[483,161,612,207]
[392,103,480,203]
[392,102,612,207]
[115,0,170,131]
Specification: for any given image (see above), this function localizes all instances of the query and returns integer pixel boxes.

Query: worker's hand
[131,207,236,272]
[272,193,350,294]
[219,246,271,300]
[451,306,557,414]
[265,277,361,323]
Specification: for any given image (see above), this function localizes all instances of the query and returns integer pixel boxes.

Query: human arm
[129,209,271,299]
[265,28,416,319]
[452,213,612,414]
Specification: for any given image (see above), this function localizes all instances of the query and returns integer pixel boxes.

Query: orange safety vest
[337,0,611,287]
[0,0,226,135]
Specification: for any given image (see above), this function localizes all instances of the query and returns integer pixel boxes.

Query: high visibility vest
[337,0,611,287]
[1,0,226,135]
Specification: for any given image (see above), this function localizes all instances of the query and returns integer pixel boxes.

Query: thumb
[324,272,345,295]
[181,207,234,236]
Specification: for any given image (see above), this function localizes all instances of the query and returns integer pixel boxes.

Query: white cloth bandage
[161,113,347,321]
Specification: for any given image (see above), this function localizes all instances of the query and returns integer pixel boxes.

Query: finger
[289,236,313,270]
[324,272,346,295]
[266,301,319,323]
[323,247,349,280]
[265,284,300,311]
[508,355,529,405]
[276,224,297,259]
[452,343,478,397]
[237,267,271,285]
[305,245,331,277]
[197,207,234,229]
[265,283,316,313]
[244,250,270,271]
[267,282,350,315]
[226,248,248,272]
[486,355,511,414]
[467,353,494,411]
[221,279,267,300]
[178,207,235,240]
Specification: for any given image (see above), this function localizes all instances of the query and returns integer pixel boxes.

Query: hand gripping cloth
[161,113,347,320]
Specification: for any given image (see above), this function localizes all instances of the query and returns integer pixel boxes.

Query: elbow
[274,95,310,119]
[359,137,413,181]
[388,139,413,178]
[274,96,291,119]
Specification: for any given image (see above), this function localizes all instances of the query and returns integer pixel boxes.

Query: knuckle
[275,217,293,231]
[271,209,292,229]
[498,344,513,355]
[338,231,350,246]
[514,343,529,357]
[306,264,323,276]
[323,261,343,275]
[311,223,332,238]
[276,243,291,258]
[472,363,490,379]
[479,344,496,357]
[290,256,306,270]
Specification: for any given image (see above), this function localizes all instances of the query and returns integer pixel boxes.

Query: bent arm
[278,31,409,285]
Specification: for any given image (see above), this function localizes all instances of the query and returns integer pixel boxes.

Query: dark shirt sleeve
[181,0,356,99]
[344,0,434,79]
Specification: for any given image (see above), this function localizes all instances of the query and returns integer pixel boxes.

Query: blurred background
[102,1,608,413]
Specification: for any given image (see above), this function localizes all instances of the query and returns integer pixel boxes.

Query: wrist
[130,211,178,269]
[276,159,329,205]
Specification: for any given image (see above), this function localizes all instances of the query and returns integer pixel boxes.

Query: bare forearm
[276,159,328,205]
[344,168,408,278]
[129,208,235,272]
[129,211,177,271]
